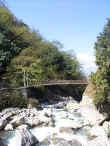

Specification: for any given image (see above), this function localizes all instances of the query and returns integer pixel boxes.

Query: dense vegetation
[0,2,86,110]
[0,91,28,111]
[0,3,85,88]
[91,19,110,108]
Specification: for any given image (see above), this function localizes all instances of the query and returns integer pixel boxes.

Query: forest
[0,2,85,88]
[0,1,86,109]
[91,19,110,112]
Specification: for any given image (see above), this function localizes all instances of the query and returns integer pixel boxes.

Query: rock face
[79,82,107,125]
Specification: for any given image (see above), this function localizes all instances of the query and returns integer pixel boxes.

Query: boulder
[59,127,74,134]
[10,116,25,128]
[54,111,68,119]
[41,139,50,145]
[79,82,107,125]
[17,125,39,146]
[87,126,110,146]
[50,139,82,146]
[66,100,80,113]
[55,102,67,109]
[0,118,7,130]
[25,117,40,127]
[17,124,29,130]
[4,123,13,131]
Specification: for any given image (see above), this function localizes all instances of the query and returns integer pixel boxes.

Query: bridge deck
[37,80,88,86]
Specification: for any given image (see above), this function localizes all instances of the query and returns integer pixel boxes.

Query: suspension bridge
[0,80,88,91]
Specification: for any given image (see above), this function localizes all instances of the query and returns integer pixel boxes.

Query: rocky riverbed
[0,97,110,146]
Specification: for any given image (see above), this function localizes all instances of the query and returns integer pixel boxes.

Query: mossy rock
[28,98,41,109]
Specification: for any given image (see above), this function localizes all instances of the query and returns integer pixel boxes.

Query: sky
[7,0,110,76]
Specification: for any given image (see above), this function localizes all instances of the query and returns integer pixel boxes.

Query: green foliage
[91,19,110,106]
[0,5,30,74]
[0,3,86,108]
[93,90,107,105]
[95,19,110,67]
[0,91,27,111]
[0,4,85,86]
[108,127,110,137]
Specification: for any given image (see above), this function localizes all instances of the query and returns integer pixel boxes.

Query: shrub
[0,91,28,111]
[93,90,107,106]
[90,65,110,106]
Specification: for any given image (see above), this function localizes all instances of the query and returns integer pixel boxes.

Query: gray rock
[50,139,82,146]
[0,141,6,146]
[59,127,74,134]
[0,119,7,130]
[10,116,25,128]
[79,95,106,125]
[17,125,39,146]
[25,117,40,127]
[4,123,13,131]
[87,126,110,146]
[66,101,80,113]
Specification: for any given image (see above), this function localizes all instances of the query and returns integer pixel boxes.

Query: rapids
[0,102,91,146]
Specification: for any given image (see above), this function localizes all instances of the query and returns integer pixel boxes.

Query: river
[0,99,93,146]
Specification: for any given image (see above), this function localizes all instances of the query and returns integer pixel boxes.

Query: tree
[0,6,30,75]
[91,19,110,106]
[95,19,110,67]
[0,3,85,88]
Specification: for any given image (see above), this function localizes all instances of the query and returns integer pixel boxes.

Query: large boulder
[10,116,25,128]
[17,125,39,146]
[0,118,7,130]
[79,81,107,125]
[87,126,110,146]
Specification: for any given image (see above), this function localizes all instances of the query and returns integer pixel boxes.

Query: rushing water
[0,104,91,146]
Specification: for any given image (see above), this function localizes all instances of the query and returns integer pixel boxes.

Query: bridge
[0,80,88,92]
